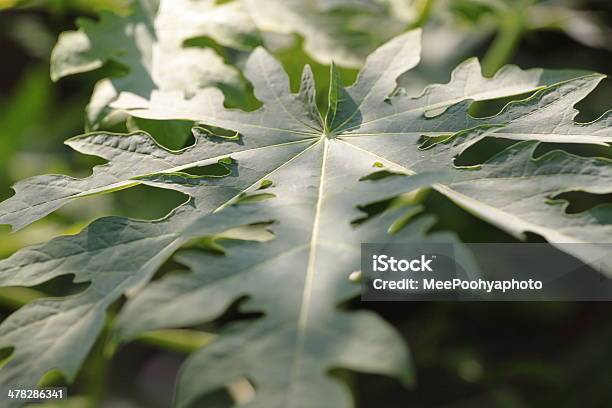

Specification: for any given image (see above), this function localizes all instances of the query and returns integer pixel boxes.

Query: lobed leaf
[1,28,611,407]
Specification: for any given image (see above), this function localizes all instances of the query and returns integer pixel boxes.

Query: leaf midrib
[288,137,328,406]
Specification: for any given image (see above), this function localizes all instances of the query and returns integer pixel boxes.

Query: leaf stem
[0,287,42,309]
[84,323,111,407]
[410,0,436,29]
[482,5,527,77]
[138,330,216,354]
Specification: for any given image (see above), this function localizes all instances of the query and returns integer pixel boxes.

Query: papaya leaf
[1,29,611,407]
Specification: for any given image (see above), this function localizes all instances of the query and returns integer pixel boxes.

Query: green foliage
[1,1,611,407]
[0,0,130,13]
[48,0,611,129]
[1,25,611,407]
[51,0,260,130]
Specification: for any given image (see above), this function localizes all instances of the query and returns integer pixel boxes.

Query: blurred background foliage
[0,0,611,407]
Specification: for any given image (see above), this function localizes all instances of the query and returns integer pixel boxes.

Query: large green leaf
[113,29,612,407]
[1,29,611,407]
[51,0,260,129]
